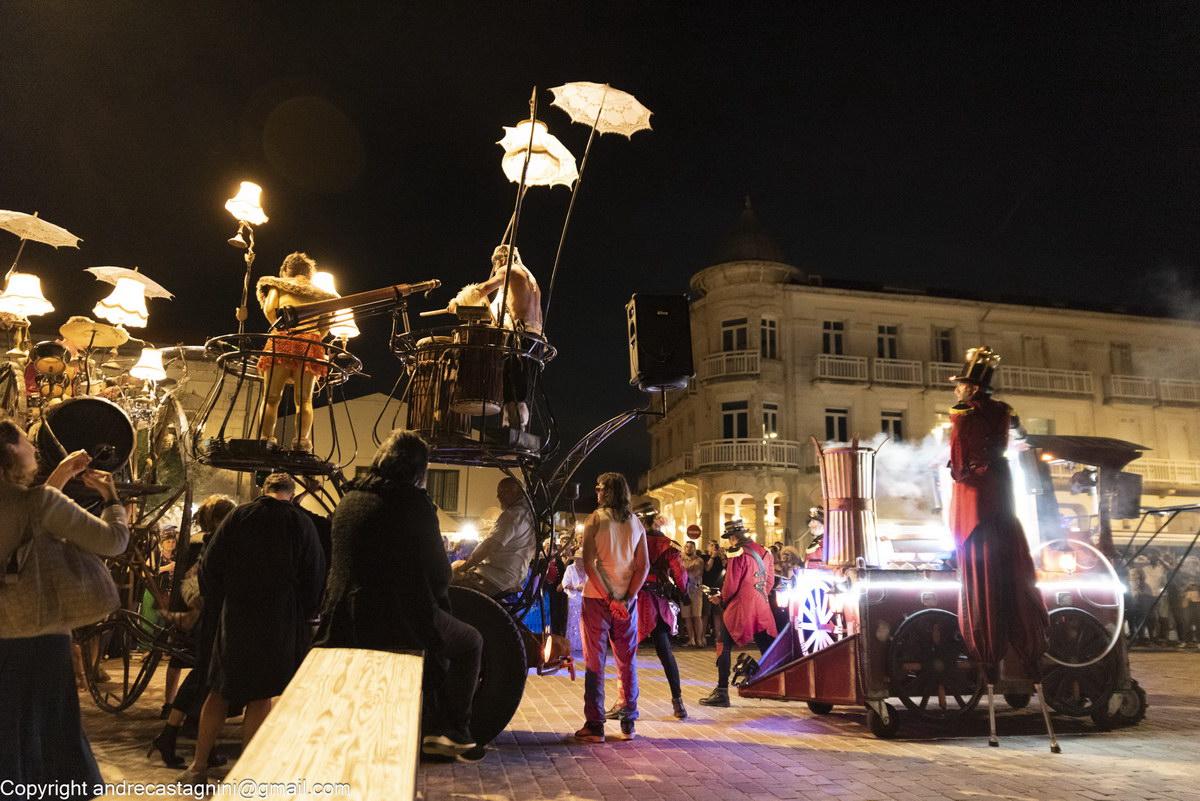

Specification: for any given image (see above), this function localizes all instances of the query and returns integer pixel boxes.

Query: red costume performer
[721,537,777,647]
[700,519,778,707]
[948,347,1048,677]
[636,528,688,641]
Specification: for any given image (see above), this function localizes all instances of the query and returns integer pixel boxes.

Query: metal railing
[694,438,801,468]
[644,451,694,488]
[997,365,1094,395]
[927,362,959,386]
[1103,375,1157,403]
[1159,378,1200,405]
[815,353,868,381]
[1126,458,1200,488]
[873,357,924,385]
[701,349,760,381]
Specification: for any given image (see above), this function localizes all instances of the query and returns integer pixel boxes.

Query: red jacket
[636,531,687,641]
[721,540,777,646]
[948,395,1016,549]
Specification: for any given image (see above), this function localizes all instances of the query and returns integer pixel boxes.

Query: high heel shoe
[145,729,184,768]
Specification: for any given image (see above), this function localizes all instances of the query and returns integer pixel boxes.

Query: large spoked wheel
[449,586,527,746]
[792,575,848,656]
[1042,607,1117,717]
[77,613,164,713]
[889,608,983,721]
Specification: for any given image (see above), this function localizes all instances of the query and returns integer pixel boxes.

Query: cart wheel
[866,702,899,739]
[1003,693,1031,710]
[889,608,982,721]
[806,701,834,715]
[1042,607,1117,717]
[449,586,527,746]
[77,614,162,713]
[1091,679,1147,729]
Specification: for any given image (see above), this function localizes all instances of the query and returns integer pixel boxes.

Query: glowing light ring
[1032,537,1124,668]
[791,576,846,656]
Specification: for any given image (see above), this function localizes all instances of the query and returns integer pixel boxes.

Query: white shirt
[584,508,645,600]
[472,500,536,592]
[563,562,587,600]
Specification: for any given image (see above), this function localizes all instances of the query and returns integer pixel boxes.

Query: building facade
[642,205,1200,549]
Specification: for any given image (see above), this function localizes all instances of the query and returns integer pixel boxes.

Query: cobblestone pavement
[82,646,1199,800]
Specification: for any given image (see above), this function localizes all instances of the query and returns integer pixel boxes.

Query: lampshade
[224,181,268,225]
[129,346,166,381]
[0,272,54,317]
[93,276,149,328]
[497,120,579,188]
[312,271,359,339]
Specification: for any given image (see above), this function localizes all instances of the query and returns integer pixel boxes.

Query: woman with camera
[0,420,129,799]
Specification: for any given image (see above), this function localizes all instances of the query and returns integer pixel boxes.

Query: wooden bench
[225,647,423,800]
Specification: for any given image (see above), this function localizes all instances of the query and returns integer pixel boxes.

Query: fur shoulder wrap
[256,276,339,308]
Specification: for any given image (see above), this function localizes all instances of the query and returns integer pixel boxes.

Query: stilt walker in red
[948,346,1056,751]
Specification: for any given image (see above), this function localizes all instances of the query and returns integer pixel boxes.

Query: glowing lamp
[313,271,359,339]
[0,272,54,317]
[130,347,166,381]
[498,120,579,188]
[1057,551,1078,575]
[93,277,149,328]
[224,181,268,225]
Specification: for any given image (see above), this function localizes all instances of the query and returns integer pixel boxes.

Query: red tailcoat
[949,395,1048,674]
[637,531,687,641]
[721,540,778,646]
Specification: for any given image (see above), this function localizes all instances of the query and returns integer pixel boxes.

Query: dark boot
[672,697,688,719]
[145,725,184,768]
[698,687,730,707]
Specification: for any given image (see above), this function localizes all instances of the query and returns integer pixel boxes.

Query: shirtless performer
[449,245,543,429]
[255,253,337,451]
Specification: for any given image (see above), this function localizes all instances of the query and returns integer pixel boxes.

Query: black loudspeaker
[1113,471,1143,519]
[626,294,694,392]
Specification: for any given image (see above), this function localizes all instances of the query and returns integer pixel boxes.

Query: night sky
[3,3,1199,481]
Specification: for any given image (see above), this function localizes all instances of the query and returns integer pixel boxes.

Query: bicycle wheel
[78,614,163,713]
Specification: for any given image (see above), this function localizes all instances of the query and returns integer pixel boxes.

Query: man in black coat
[182,473,325,782]
[315,430,484,761]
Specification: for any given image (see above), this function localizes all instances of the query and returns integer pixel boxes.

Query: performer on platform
[255,252,338,451]
[948,347,1048,678]
[699,519,778,708]
[448,244,543,430]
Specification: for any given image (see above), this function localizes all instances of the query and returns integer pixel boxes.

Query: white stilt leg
[1034,682,1062,754]
[987,683,999,747]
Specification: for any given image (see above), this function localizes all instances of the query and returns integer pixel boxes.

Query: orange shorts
[257,330,328,379]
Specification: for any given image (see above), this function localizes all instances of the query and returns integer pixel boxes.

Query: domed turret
[708,197,790,267]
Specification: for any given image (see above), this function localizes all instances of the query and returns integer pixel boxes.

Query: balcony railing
[927,362,960,387]
[645,451,694,489]
[815,353,868,382]
[694,438,801,469]
[873,358,924,385]
[997,365,1093,396]
[1159,379,1200,405]
[701,349,760,381]
[1103,375,1157,403]
[1125,458,1200,488]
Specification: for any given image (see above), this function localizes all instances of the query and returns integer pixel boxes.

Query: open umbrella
[84,266,174,299]
[549,82,653,138]
[497,121,578,189]
[0,210,82,274]
[0,210,82,249]
[542,82,653,331]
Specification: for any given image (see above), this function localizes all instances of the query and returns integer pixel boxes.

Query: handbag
[0,499,119,638]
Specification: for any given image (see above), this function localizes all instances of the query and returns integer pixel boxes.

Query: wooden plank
[225,647,423,800]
